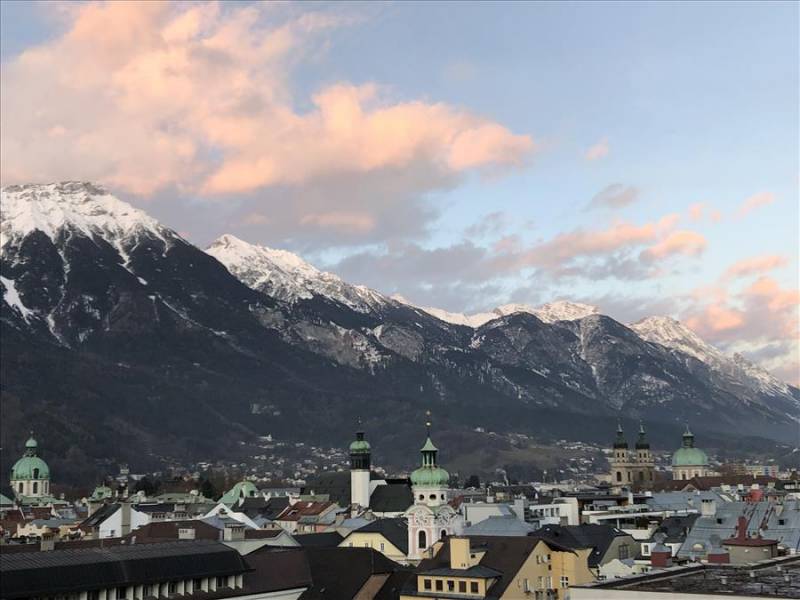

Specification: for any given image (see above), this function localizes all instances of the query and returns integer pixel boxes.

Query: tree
[134,476,157,497]
[200,478,218,500]
[464,475,481,489]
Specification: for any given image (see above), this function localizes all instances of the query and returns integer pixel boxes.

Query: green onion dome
[349,431,371,454]
[410,435,450,487]
[410,465,451,487]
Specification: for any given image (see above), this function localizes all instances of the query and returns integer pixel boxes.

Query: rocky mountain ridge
[1,182,797,482]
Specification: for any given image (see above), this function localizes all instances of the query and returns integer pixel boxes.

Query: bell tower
[349,420,371,508]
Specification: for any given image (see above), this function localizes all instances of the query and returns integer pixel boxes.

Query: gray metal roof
[463,516,538,537]
[0,540,249,598]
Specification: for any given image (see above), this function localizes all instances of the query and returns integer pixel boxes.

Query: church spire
[636,422,650,449]
[613,421,629,449]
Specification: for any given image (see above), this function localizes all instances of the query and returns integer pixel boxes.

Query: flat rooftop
[573,555,800,598]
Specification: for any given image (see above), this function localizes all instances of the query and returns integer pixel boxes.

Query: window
[430,494,437,500]
[216,576,227,588]
[447,580,455,592]
[142,585,152,597]
[380,542,385,552]
[18,483,23,493]
[87,592,100,600]
[616,472,621,482]
[560,576,569,589]
[440,494,445,500]
[193,579,202,592]
[168,582,177,594]
[441,529,447,539]
[116,587,127,600]
[458,581,467,593]
[470,582,479,593]
[423,579,432,590]
[619,544,629,560]
[419,494,424,500]
[435,580,443,591]
[33,468,40,479]
[418,530,427,549]
[642,544,650,556]
[32,482,38,494]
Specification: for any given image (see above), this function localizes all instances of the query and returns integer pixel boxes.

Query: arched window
[33,468,39,479]
[441,529,447,539]
[18,483,23,493]
[32,482,38,494]
[418,530,427,550]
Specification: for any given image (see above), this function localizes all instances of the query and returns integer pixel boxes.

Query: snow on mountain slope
[417,300,600,328]
[207,234,388,312]
[531,301,600,323]
[0,182,173,256]
[420,306,497,328]
[631,316,792,397]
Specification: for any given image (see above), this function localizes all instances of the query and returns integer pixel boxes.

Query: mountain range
[1,182,797,483]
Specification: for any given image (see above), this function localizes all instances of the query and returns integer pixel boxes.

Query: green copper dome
[672,447,709,467]
[672,426,708,467]
[11,456,50,480]
[411,466,450,487]
[11,436,50,481]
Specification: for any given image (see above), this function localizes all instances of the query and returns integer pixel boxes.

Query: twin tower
[610,423,655,485]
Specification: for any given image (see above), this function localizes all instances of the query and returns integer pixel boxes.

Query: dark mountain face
[1,183,797,485]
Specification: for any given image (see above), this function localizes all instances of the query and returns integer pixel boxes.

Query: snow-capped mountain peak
[0,181,169,254]
[530,301,600,323]
[631,315,791,396]
[416,299,600,328]
[206,234,388,311]
[630,316,720,364]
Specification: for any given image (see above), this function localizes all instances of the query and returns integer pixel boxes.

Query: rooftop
[574,555,800,598]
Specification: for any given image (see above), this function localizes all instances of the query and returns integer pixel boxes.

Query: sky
[1,1,798,383]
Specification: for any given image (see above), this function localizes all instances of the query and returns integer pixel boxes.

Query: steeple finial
[425,410,432,435]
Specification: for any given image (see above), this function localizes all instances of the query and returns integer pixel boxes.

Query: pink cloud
[0,2,533,200]
[300,212,376,234]
[723,255,788,280]
[584,138,609,161]
[688,203,705,221]
[735,191,774,218]
[683,273,799,385]
[640,230,707,261]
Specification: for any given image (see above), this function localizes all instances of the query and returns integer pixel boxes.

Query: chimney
[40,533,56,552]
[735,516,748,541]
[450,537,471,570]
[120,503,132,537]
[700,498,717,517]
[223,524,246,542]
[650,533,672,569]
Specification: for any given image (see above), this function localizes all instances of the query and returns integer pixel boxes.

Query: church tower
[349,422,371,508]
[635,423,655,483]
[405,413,462,562]
[610,423,633,485]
